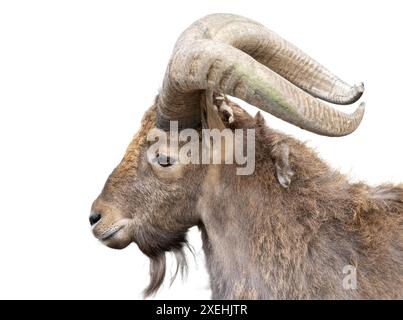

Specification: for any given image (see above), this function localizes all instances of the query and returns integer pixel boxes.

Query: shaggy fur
[92,97,403,299]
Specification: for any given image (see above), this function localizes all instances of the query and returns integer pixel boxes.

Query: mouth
[98,225,125,241]
[91,219,132,250]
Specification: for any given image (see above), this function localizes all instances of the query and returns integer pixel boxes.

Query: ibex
[90,14,403,299]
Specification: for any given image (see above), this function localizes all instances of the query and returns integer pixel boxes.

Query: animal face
[90,106,204,254]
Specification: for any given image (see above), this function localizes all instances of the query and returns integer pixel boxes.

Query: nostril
[89,212,101,226]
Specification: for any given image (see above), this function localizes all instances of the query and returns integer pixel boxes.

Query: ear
[272,142,294,188]
[201,89,226,130]
[254,111,266,126]
[200,90,235,165]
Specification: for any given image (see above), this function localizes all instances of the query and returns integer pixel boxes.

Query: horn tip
[355,101,366,117]
[346,82,365,104]
[354,101,366,126]
[358,101,366,114]
[355,82,365,95]
[336,82,365,105]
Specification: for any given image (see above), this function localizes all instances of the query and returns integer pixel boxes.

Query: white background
[0,0,402,299]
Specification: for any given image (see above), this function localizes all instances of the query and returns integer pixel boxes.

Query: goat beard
[135,226,192,297]
[144,247,189,297]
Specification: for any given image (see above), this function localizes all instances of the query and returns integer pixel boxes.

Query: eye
[155,153,175,168]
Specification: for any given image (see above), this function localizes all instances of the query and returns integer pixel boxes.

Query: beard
[135,224,193,297]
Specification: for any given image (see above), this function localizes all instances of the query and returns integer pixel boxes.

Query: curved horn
[157,13,365,136]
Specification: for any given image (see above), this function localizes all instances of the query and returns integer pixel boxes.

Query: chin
[104,239,131,250]
[101,230,132,250]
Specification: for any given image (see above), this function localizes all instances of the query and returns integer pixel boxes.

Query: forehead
[117,106,157,173]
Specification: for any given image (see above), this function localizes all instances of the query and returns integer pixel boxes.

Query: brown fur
[91,97,403,299]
